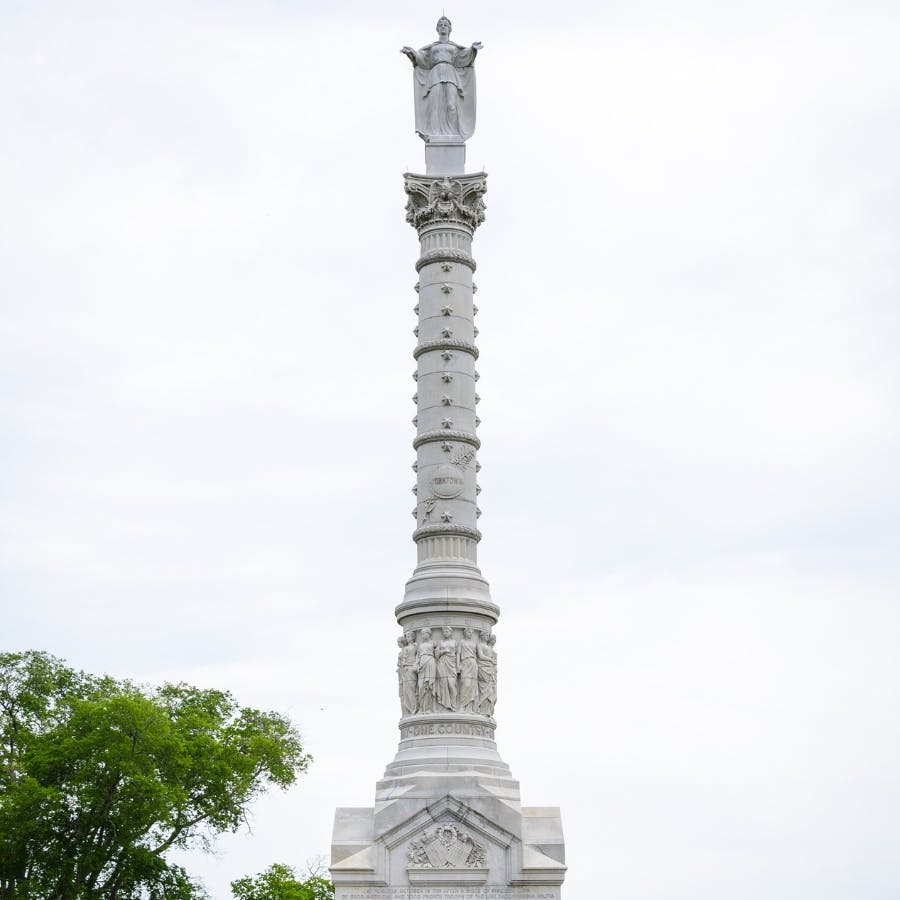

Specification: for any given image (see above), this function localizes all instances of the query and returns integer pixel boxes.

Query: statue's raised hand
[401,46,417,64]
[471,42,483,51]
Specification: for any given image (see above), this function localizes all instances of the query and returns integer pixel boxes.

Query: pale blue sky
[2,2,899,898]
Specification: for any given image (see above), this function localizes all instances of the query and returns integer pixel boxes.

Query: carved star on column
[441,327,454,338]
[412,416,418,426]
[412,462,418,472]
[441,441,453,452]
[441,305,453,316]
[441,395,452,406]
[441,283,453,294]
[412,485,418,495]
[440,262,453,272]
[412,372,419,381]
[412,509,418,518]
[413,304,419,315]
[414,283,420,293]
[473,327,479,337]
[475,508,482,518]
[472,283,478,293]
[413,326,418,336]
[412,393,418,403]
[475,461,482,471]
[440,511,454,523]
[441,350,454,361]
[473,304,479,315]
[476,484,482,494]
[441,373,453,383]
[441,418,453,429]
[475,416,481,426]
[474,371,480,381]
[475,393,481,404]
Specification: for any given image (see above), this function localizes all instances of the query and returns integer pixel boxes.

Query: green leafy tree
[0,651,312,899]
[231,862,334,900]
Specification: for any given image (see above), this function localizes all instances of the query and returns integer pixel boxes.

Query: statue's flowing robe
[477,643,496,716]
[417,642,436,711]
[435,639,459,711]
[399,646,418,716]
[410,41,477,140]
[457,639,478,712]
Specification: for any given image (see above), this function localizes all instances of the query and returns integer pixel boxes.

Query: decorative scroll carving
[416,248,476,273]
[404,174,487,232]
[413,430,480,450]
[412,523,481,542]
[407,823,487,869]
[413,338,479,360]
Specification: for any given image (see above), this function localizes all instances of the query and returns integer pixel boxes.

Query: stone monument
[330,18,567,900]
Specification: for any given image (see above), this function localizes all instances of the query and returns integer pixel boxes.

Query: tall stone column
[330,17,566,900]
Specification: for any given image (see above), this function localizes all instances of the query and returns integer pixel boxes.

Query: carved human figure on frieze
[434,625,460,712]
[398,631,418,716]
[476,629,497,716]
[401,17,482,142]
[457,627,479,713]
[415,627,437,713]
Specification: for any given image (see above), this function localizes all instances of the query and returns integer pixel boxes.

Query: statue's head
[397,636,405,648]
[436,16,452,39]
[442,625,453,638]
[419,627,431,640]
[405,630,415,644]
[464,627,474,638]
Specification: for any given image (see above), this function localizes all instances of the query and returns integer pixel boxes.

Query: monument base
[331,784,565,899]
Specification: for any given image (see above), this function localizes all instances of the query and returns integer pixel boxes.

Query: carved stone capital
[404,173,488,232]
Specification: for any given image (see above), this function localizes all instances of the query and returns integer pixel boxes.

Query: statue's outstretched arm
[401,46,419,66]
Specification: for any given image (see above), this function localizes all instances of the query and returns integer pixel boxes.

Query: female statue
[434,625,460,712]
[415,627,437,714]
[476,630,497,717]
[397,631,418,716]
[457,627,479,713]
[401,17,482,141]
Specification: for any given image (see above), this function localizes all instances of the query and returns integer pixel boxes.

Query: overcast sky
[2,1,899,898]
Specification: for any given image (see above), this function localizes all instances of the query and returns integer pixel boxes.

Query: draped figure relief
[477,630,497,716]
[457,627,479,713]
[416,628,437,714]
[435,626,460,712]
[397,625,497,717]
[398,631,418,716]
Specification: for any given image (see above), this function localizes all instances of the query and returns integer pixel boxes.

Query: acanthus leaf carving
[404,173,488,232]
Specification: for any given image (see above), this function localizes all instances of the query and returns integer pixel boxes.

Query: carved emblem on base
[407,823,487,869]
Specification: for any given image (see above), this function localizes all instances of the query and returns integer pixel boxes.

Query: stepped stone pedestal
[330,17,566,900]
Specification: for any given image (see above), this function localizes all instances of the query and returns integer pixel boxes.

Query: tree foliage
[0,651,312,899]
[231,862,334,900]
